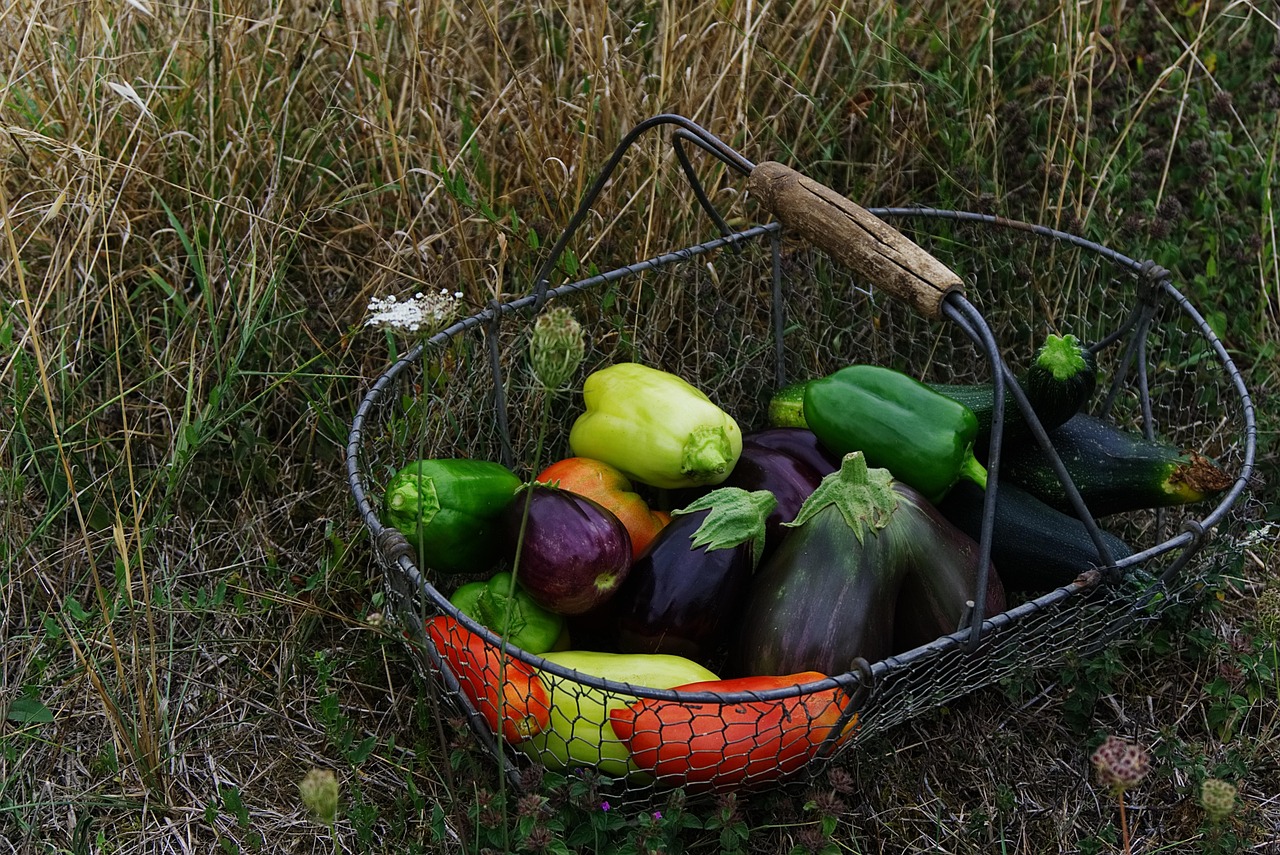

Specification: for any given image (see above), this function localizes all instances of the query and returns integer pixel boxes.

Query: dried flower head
[1200,778,1237,823]
[299,768,339,824]
[517,763,545,793]
[365,289,463,334]
[1256,587,1280,639]
[517,793,545,819]
[525,825,555,850]
[528,307,585,391]
[1091,735,1150,794]
[1208,90,1234,120]
[827,766,856,795]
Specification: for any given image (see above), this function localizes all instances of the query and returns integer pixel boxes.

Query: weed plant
[2,1,1278,852]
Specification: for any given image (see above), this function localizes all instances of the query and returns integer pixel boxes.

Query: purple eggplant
[718,444,824,554]
[742,428,841,477]
[502,484,632,616]
[737,452,1000,677]
[892,494,1006,654]
[611,488,775,666]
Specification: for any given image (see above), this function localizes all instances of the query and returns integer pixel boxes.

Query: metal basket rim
[346,207,1257,707]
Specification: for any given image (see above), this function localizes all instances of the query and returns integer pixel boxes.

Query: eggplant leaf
[674,487,776,571]
[785,452,898,543]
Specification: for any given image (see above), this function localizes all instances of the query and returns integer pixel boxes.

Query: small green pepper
[383,459,521,574]
[803,365,987,503]
[449,572,565,655]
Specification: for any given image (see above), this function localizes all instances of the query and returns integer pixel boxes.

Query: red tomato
[536,457,669,557]
[609,672,857,789]
[425,615,551,744]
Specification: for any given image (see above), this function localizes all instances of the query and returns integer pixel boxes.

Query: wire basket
[346,115,1256,798]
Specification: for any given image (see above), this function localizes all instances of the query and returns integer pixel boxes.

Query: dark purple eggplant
[502,484,632,616]
[611,488,775,666]
[718,444,823,554]
[738,452,1001,677]
[892,495,1006,654]
[742,428,841,477]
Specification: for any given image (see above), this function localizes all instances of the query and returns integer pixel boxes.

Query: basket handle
[748,161,963,319]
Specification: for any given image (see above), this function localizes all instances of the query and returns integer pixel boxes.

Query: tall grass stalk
[2,0,1277,850]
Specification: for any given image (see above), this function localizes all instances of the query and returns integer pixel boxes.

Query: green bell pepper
[383,459,521,574]
[516,650,719,777]
[568,362,742,489]
[803,365,987,503]
[448,572,565,655]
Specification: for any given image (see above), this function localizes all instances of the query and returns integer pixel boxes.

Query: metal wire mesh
[346,120,1254,799]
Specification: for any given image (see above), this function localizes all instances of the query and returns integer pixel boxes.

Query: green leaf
[348,735,377,764]
[6,696,54,723]
[65,597,90,623]
[786,451,898,543]
[675,487,776,568]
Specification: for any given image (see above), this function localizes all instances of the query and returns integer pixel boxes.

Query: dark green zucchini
[937,479,1135,592]
[930,334,1098,449]
[1001,413,1234,517]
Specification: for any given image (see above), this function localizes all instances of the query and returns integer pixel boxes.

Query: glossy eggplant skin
[612,509,756,666]
[502,485,632,616]
[718,444,823,555]
[892,486,1006,654]
[736,497,906,677]
[742,428,840,477]
[737,461,1004,677]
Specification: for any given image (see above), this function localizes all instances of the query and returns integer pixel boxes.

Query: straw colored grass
[2,0,1277,851]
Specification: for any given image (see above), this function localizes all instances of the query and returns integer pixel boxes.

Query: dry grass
[2,0,1278,852]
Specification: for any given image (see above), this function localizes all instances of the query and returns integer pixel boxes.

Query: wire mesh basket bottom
[349,210,1252,797]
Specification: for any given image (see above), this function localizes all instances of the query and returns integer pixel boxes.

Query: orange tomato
[609,672,857,789]
[425,615,551,744]
[536,457,669,557]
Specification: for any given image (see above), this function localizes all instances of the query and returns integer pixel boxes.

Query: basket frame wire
[345,115,1257,793]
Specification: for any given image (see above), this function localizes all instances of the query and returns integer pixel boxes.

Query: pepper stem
[786,451,899,544]
[680,425,734,483]
[387,473,440,526]
[959,451,988,490]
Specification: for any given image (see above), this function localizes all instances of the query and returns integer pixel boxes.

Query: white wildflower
[1236,522,1277,550]
[365,289,464,334]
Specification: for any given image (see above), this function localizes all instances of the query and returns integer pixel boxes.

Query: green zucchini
[929,334,1098,448]
[937,479,1135,592]
[1001,413,1234,517]
[766,380,811,429]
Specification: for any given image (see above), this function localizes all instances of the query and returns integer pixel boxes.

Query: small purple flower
[652,811,663,821]
[600,801,611,812]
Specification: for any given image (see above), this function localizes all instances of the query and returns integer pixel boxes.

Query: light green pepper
[517,650,719,777]
[568,363,742,489]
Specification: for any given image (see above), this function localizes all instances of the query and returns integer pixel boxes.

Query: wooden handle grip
[748,161,962,319]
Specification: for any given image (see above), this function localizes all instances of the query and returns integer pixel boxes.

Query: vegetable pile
[383,336,1233,789]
